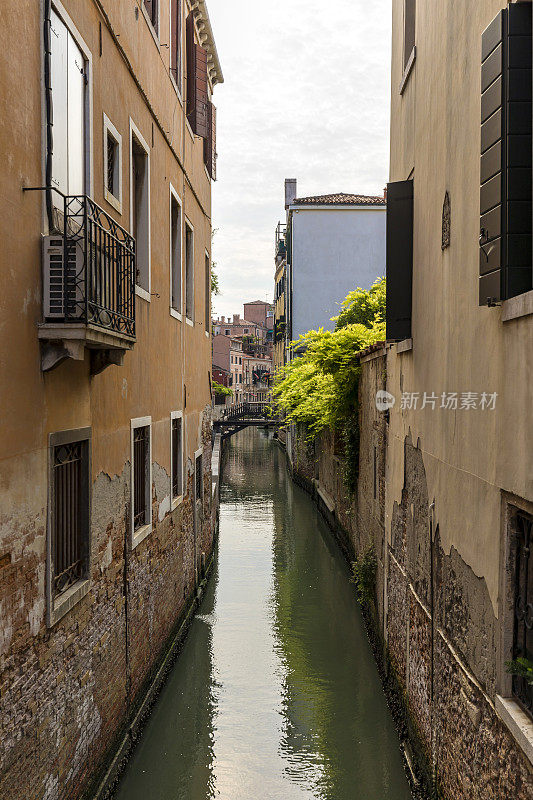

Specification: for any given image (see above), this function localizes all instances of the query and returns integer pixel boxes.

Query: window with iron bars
[133,425,150,531]
[195,453,203,505]
[51,433,90,598]
[511,508,533,719]
[171,416,182,499]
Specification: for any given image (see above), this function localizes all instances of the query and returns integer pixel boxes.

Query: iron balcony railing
[27,187,136,338]
[275,221,287,258]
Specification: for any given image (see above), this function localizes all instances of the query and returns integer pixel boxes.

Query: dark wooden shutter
[186,13,208,138]
[386,180,413,341]
[203,101,217,179]
[479,4,531,305]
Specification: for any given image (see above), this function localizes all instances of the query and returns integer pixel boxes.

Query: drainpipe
[43,0,54,231]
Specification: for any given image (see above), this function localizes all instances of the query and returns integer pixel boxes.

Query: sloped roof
[292,193,386,206]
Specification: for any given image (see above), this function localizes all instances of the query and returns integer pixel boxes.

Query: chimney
[221,315,225,323]
[233,314,240,324]
[383,187,387,200]
[285,178,297,209]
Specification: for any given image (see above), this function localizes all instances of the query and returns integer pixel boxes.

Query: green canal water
[113,427,412,800]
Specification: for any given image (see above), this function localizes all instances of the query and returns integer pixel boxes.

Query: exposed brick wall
[0,406,214,800]
[288,355,533,798]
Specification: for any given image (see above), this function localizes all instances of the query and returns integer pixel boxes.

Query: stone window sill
[132,521,152,550]
[501,289,533,323]
[495,695,533,767]
[400,46,416,95]
[48,578,90,627]
[397,338,413,354]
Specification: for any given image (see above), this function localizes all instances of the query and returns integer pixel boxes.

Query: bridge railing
[220,401,273,422]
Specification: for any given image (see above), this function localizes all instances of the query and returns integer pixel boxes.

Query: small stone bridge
[213,402,276,438]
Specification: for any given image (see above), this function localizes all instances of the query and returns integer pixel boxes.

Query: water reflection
[113,428,411,800]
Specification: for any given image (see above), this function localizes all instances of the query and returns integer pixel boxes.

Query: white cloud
[208,0,392,318]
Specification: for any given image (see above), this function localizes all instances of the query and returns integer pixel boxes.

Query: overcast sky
[207,0,392,320]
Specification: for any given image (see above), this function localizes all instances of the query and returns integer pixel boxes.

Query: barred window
[131,419,152,540]
[511,509,533,718]
[50,430,90,599]
[195,453,203,504]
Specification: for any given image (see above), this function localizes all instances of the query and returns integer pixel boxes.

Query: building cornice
[190,0,224,86]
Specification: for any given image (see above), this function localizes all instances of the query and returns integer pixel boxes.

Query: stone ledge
[496,695,533,768]
[48,579,90,628]
[501,289,533,323]
[397,338,413,354]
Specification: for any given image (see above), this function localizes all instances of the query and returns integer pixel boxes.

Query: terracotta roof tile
[292,193,386,206]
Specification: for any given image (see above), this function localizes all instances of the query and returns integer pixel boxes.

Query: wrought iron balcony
[28,188,136,373]
[275,221,287,260]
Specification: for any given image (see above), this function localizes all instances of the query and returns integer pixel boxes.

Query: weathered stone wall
[0,407,214,800]
[288,353,533,798]
[388,434,533,799]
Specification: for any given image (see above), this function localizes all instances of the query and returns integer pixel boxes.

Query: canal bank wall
[280,348,533,800]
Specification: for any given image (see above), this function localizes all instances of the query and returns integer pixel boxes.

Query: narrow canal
[113,428,412,800]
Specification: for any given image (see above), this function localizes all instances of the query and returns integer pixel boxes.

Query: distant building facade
[280,178,386,347]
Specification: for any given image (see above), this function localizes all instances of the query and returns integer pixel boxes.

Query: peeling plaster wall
[0,406,214,800]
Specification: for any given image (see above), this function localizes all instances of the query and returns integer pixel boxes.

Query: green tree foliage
[212,379,232,397]
[332,276,386,330]
[272,277,385,492]
[273,277,385,434]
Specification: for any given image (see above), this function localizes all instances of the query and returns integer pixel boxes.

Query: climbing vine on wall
[273,277,385,492]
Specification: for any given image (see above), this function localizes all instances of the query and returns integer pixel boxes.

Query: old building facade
[384,0,533,794]
[0,1,221,798]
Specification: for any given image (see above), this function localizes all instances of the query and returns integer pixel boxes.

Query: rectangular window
[50,430,90,599]
[171,412,183,502]
[130,122,150,296]
[170,186,182,316]
[511,509,533,718]
[143,0,158,33]
[403,0,416,70]
[185,219,194,321]
[103,114,122,211]
[131,417,152,545]
[195,452,203,503]
[225,329,230,335]
[205,252,210,333]
[49,9,86,205]
[170,0,182,91]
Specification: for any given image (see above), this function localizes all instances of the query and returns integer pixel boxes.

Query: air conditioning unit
[42,235,84,321]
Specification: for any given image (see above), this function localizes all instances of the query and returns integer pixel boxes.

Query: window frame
[400,0,416,94]
[130,416,152,549]
[141,0,160,42]
[184,216,194,325]
[103,112,122,213]
[170,410,183,508]
[129,118,151,303]
[169,183,183,320]
[47,1,94,209]
[46,426,91,627]
[496,497,533,766]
